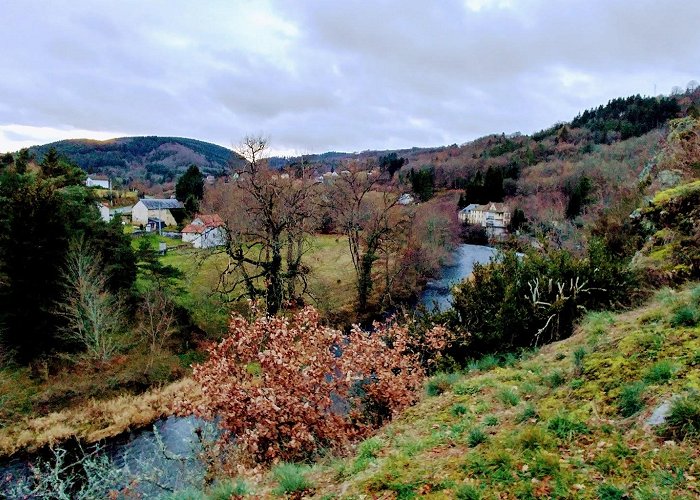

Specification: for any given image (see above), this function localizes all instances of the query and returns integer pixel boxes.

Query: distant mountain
[28,136,244,184]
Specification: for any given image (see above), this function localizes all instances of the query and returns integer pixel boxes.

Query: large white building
[459,202,511,236]
[85,174,111,189]
[132,199,184,227]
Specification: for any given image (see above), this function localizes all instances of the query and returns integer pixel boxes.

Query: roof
[138,198,184,210]
[182,214,225,234]
[87,174,109,181]
[460,204,479,212]
[483,202,509,213]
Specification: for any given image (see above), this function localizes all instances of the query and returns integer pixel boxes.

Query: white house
[132,199,184,227]
[86,174,111,189]
[459,202,511,236]
[97,202,111,222]
[181,214,226,248]
[398,193,415,205]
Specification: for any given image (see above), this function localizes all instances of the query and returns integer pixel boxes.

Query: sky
[1,0,699,156]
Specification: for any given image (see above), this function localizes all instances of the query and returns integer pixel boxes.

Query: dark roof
[138,199,184,210]
[87,174,109,180]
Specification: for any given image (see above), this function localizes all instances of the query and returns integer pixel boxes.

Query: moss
[303,284,700,499]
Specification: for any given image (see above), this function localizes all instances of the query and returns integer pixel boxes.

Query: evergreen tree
[14,148,30,174]
[0,166,136,362]
[408,167,435,201]
[565,176,593,219]
[484,166,504,202]
[175,164,204,215]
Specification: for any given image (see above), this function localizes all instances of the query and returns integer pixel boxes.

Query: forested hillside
[28,136,243,187]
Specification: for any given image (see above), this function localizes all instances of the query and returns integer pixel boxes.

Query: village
[89,168,513,255]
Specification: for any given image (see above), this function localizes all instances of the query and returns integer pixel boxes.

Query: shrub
[467,427,488,447]
[547,414,589,440]
[572,346,586,374]
[643,360,675,384]
[451,403,469,416]
[516,403,539,424]
[455,483,482,500]
[544,370,566,388]
[618,382,646,417]
[664,393,700,439]
[356,437,383,461]
[209,479,250,499]
[671,304,699,327]
[497,388,520,407]
[426,372,460,396]
[483,415,498,426]
[180,307,448,462]
[517,426,553,451]
[351,437,383,474]
[597,483,626,500]
[272,463,313,495]
[454,382,482,395]
[531,451,560,478]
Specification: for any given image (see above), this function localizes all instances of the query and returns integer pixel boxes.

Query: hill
[231,284,700,498]
[28,136,243,186]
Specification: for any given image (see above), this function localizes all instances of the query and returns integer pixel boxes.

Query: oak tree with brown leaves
[179,306,449,463]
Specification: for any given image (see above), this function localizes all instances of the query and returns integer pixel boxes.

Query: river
[419,243,496,311]
[0,244,495,497]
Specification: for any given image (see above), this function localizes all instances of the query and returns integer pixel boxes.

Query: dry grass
[0,377,200,457]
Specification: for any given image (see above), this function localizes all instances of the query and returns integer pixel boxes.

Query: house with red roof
[181,214,227,249]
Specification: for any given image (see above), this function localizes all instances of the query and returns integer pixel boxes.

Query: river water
[420,243,496,312]
[1,244,495,497]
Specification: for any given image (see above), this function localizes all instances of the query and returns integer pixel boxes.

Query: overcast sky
[1,0,698,155]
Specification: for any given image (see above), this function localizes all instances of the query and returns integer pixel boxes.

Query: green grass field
[138,234,357,337]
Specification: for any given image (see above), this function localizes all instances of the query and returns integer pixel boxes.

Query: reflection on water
[420,244,495,311]
[1,244,496,496]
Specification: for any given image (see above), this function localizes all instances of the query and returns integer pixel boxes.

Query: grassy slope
[154,234,357,336]
[244,285,700,499]
[0,235,355,457]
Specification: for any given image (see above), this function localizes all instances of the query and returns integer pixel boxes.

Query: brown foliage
[179,306,448,463]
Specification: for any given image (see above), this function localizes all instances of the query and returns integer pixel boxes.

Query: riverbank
[0,377,200,458]
[0,243,493,462]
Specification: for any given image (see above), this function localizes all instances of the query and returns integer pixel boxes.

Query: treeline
[28,136,239,185]
[572,95,680,142]
[0,148,188,366]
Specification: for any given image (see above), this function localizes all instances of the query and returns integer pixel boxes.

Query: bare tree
[204,136,318,315]
[329,163,408,310]
[136,286,178,367]
[57,239,125,362]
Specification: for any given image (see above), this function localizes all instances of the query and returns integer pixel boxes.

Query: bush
[449,240,636,360]
[664,393,700,440]
[544,370,566,388]
[516,403,539,423]
[597,483,626,500]
[272,463,313,495]
[180,307,449,463]
[455,483,482,500]
[451,403,469,416]
[497,388,520,407]
[643,360,675,384]
[671,304,700,327]
[484,415,498,426]
[618,382,646,417]
[209,479,250,499]
[426,372,460,396]
[467,427,488,447]
[547,414,589,440]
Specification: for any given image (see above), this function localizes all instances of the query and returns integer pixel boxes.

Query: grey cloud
[0,0,699,153]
